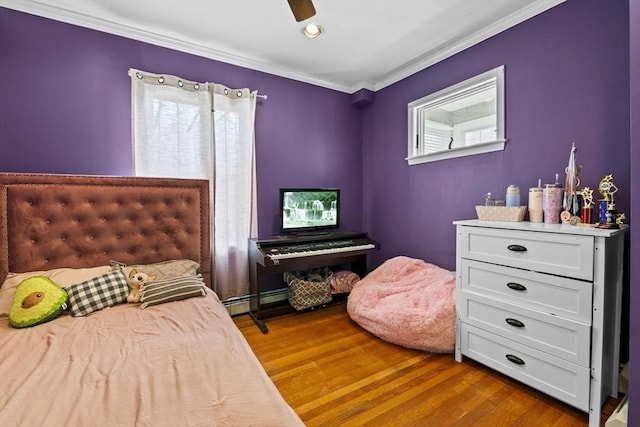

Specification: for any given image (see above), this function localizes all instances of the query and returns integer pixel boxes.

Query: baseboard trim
[223,287,289,316]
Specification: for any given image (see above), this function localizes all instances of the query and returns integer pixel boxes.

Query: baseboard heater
[223,287,289,316]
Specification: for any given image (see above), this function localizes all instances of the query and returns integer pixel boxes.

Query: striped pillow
[139,275,206,309]
[67,270,129,316]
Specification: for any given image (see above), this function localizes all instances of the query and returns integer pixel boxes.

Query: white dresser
[453,220,626,427]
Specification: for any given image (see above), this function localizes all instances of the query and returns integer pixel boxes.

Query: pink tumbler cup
[542,184,563,224]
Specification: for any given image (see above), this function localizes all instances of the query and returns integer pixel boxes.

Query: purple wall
[0,7,364,239]
[1,0,637,421]
[629,0,639,424]
[362,0,634,418]
[363,0,630,272]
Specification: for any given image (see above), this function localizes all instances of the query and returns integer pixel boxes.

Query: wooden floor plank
[234,302,619,426]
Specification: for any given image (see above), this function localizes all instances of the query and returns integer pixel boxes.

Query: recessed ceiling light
[303,23,323,38]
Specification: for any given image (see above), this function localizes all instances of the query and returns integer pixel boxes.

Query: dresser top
[453,219,627,237]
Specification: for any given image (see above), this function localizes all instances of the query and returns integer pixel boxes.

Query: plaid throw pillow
[67,270,129,317]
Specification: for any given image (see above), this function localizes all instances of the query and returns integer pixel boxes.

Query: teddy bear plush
[126,269,157,303]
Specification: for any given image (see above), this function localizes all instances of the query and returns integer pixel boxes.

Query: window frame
[407,65,505,165]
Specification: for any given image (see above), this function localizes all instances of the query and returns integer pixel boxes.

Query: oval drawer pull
[505,318,525,328]
[505,354,525,365]
[506,282,527,291]
[507,244,527,252]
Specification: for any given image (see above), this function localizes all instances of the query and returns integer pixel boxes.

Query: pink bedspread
[347,256,456,353]
[0,291,303,427]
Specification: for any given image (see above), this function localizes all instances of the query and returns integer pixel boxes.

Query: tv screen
[279,188,340,234]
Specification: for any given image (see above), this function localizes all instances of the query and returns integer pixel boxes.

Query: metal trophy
[597,174,622,228]
[580,187,594,225]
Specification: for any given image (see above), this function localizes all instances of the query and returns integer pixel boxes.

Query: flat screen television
[279,188,340,235]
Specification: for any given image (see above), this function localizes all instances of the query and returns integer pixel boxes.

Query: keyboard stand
[248,231,379,333]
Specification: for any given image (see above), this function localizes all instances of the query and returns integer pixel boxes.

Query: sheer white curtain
[129,69,257,299]
[211,84,258,299]
[130,71,213,178]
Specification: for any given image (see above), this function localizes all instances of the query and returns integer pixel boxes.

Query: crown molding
[0,0,565,95]
[0,0,350,93]
[366,0,566,92]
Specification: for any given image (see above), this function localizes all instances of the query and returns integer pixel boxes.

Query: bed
[0,173,303,427]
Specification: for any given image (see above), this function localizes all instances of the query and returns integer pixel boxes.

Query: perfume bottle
[484,192,495,206]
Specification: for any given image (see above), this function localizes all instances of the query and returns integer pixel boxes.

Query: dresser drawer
[458,227,594,280]
[459,259,592,323]
[459,323,590,411]
[458,294,590,366]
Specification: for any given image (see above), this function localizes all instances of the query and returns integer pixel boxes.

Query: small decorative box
[475,205,527,222]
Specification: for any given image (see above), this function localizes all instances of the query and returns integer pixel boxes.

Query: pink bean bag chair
[346,256,456,353]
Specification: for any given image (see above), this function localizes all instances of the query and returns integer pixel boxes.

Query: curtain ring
[158,76,165,84]
[224,88,228,95]
[237,91,242,97]
[135,72,143,80]
[178,80,184,87]
[194,83,200,90]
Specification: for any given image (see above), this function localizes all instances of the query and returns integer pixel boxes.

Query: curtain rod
[129,68,267,100]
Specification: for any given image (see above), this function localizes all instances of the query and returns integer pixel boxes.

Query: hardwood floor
[234,302,620,427]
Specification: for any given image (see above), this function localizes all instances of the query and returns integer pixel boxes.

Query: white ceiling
[1,0,565,93]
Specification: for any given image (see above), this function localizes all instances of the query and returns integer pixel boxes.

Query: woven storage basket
[285,269,333,311]
[475,205,527,222]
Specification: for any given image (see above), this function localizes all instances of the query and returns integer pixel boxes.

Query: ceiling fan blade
[287,0,316,22]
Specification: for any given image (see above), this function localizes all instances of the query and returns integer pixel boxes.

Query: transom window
[407,65,505,164]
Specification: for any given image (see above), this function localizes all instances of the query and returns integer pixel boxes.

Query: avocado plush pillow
[9,276,69,328]
[0,265,111,317]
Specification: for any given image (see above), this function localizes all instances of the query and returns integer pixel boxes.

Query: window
[407,65,505,164]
